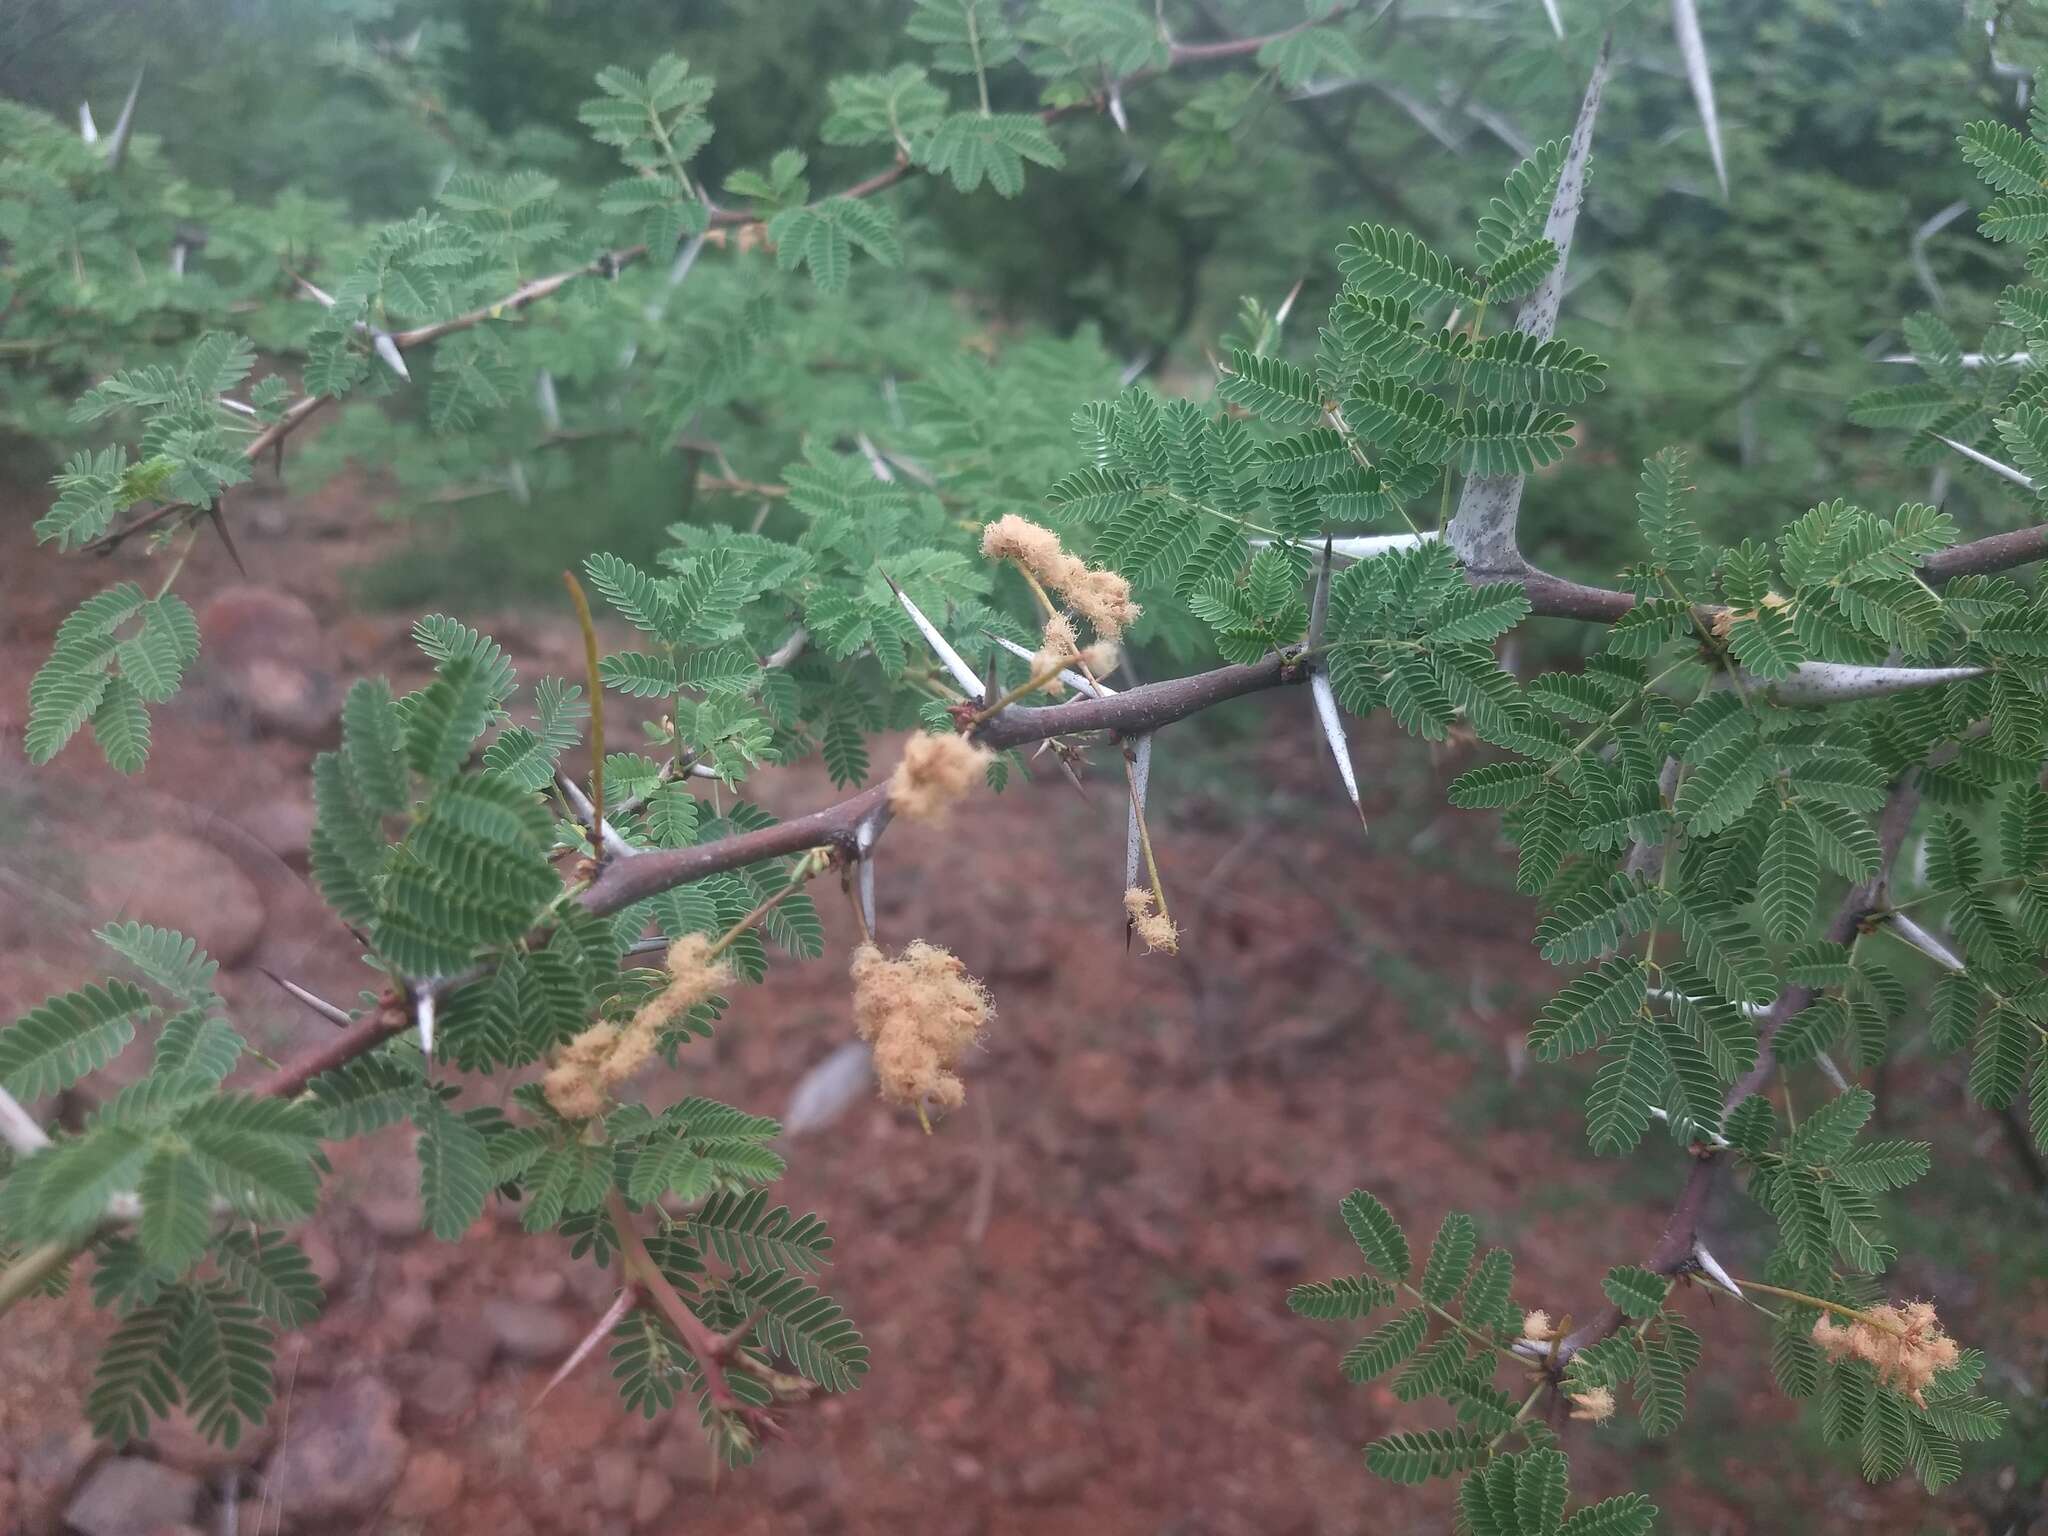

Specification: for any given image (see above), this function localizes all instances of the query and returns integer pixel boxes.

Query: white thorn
[79,101,98,145]
[1539,0,1565,37]
[1108,79,1129,135]
[856,432,895,482]
[1936,434,2037,491]
[1250,531,1438,562]
[507,460,530,507]
[1691,1241,1742,1298]
[535,368,562,433]
[415,990,436,1058]
[295,275,338,309]
[1310,672,1366,830]
[1882,352,2030,369]
[1671,0,1727,197]
[782,1041,875,1138]
[886,578,985,698]
[1648,1104,1731,1149]
[1910,200,1970,312]
[761,628,808,671]
[372,331,410,382]
[986,632,1117,697]
[1511,1338,1553,1361]
[0,1085,52,1156]
[1763,662,1985,706]
[169,242,186,278]
[668,230,707,289]
[855,815,881,940]
[1884,913,1967,973]
[557,773,637,859]
[104,70,142,169]
[1816,1053,1851,1094]
[1647,985,1769,1020]
[1307,538,1334,652]
[216,397,257,417]
[1124,733,1153,892]
[1272,276,1305,337]
[532,1286,638,1411]
[261,969,354,1027]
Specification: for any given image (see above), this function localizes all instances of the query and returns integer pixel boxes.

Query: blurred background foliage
[1,0,2040,612]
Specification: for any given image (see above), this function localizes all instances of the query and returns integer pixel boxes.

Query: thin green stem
[1542,658,1692,782]
[966,3,992,115]
[1489,1377,1551,1451]
[1436,297,1488,532]
[1400,1282,1536,1368]
[1729,1278,1910,1334]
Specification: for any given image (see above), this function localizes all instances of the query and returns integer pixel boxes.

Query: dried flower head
[849,940,993,1113]
[1031,614,1081,695]
[541,1024,618,1120]
[1123,886,1179,955]
[980,514,1141,642]
[889,731,992,823]
[1038,613,1079,663]
[1521,1309,1555,1342]
[1568,1385,1616,1424]
[1810,1301,1960,1407]
[1077,639,1120,677]
[541,935,731,1119]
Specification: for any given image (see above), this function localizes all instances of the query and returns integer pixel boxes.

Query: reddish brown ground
[1,471,2042,1535]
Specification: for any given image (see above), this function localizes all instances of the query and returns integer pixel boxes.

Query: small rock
[357,1189,423,1239]
[63,1457,202,1536]
[1256,1239,1306,1277]
[145,1402,274,1475]
[84,833,265,970]
[236,789,316,864]
[631,1469,674,1527]
[386,1353,478,1426]
[592,1450,637,1514]
[1056,1049,1132,1129]
[197,586,342,744]
[509,1269,566,1305]
[431,1315,501,1374]
[12,1424,97,1530]
[258,1376,407,1527]
[481,1299,579,1362]
[390,1448,464,1520]
[1012,1447,1100,1505]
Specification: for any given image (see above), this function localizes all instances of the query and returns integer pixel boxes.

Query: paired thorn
[1882,912,1967,974]
[103,71,142,169]
[985,631,1118,697]
[0,1085,52,1157]
[1249,531,1437,563]
[1671,0,1728,197]
[535,368,562,434]
[882,572,984,698]
[203,500,247,576]
[413,989,437,1059]
[372,331,410,382]
[557,772,636,861]
[1763,661,1985,706]
[531,1285,639,1412]
[258,969,354,1028]
[1935,434,2037,491]
[1123,734,1153,894]
[1690,1242,1742,1299]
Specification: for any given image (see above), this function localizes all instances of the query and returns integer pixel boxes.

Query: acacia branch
[1554,777,1924,1366]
